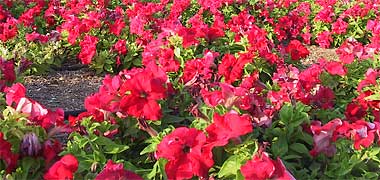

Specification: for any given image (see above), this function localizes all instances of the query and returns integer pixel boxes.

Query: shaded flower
[286,40,310,61]
[241,152,295,180]
[309,119,342,157]
[0,132,19,173]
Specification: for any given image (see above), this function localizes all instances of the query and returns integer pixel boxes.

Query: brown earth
[24,68,103,111]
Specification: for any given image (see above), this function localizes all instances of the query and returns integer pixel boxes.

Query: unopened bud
[21,133,42,157]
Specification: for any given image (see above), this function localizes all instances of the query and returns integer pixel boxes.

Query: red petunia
[345,102,367,122]
[241,152,295,180]
[95,160,143,180]
[182,51,218,83]
[206,111,253,147]
[109,19,125,36]
[119,66,167,120]
[321,59,347,76]
[218,53,253,83]
[310,86,335,109]
[43,154,78,180]
[43,139,62,166]
[286,40,310,61]
[350,120,376,150]
[157,48,180,73]
[78,35,98,64]
[113,39,128,55]
[4,83,25,106]
[0,132,19,174]
[156,127,214,180]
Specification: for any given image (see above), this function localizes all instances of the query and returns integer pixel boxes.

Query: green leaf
[218,155,244,178]
[290,143,310,156]
[140,143,157,155]
[279,103,293,125]
[271,135,288,157]
[95,136,129,154]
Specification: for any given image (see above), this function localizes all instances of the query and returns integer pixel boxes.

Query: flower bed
[0,0,380,179]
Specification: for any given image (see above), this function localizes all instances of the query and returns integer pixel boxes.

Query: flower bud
[21,133,42,157]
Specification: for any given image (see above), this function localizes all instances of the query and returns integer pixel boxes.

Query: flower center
[183,145,191,153]
[140,91,148,98]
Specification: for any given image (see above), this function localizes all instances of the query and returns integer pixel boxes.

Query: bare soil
[24,68,103,111]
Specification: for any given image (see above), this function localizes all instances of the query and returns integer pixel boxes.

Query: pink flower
[316,31,332,48]
[332,18,348,34]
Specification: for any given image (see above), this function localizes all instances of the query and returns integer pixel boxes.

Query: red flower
[178,27,199,48]
[357,68,379,91]
[299,64,323,91]
[345,102,367,122]
[286,40,310,61]
[182,51,218,83]
[44,154,78,180]
[241,152,295,180]
[206,111,253,147]
[157,48,180,73]
[113,39,127,55]
[0,132,19,173]
[156,127,214,180]
[109,19,125,36]
[78,35,98,64]
[0,18,18,41]
[218,53,253,83]
[0,58,16,90]
[350,120,376,150]
[95,160,143,180]
[119,66,167,120]
[26,32,49,43]
[43,139,62,166]
[310,86,335,109]
[322,60,347,76]
[4,83,26,106]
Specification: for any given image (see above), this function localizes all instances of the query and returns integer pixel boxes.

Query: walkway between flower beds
[24,68,103,111]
